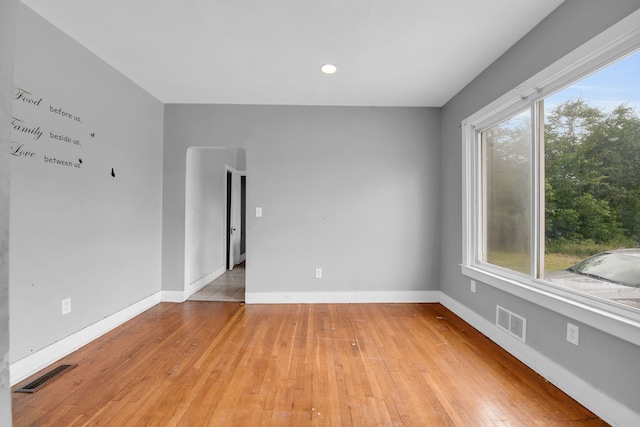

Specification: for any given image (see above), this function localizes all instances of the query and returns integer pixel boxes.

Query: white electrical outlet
[255,207,263,217]
[567,323,579,346]
[62,298,71,315]
[470,280,476,293]
[315,268,322,279]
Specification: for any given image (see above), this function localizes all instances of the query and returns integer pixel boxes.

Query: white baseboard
[160,290,187,303]
[245,290,439,304]
[10,292,161,386]
[185,265,226,298]
[438,293,639,427]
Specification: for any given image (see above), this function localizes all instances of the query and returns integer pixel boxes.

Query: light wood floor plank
[12,302,607,426]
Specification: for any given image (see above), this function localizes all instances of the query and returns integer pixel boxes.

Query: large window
[466,45,640,318]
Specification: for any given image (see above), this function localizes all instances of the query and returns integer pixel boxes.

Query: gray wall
[440,0,640,414]
[10,5,164,363]
[163,105,441,298]
[0,0,17,423]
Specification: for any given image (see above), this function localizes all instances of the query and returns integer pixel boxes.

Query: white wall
[440,0,640,423]
[9,5,163,364]
[185,147,244,289]
[163,105,441,302]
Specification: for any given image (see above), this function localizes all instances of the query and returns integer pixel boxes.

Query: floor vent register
[14,364,77,393]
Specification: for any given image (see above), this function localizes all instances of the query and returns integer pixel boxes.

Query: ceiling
[20,0,564,106]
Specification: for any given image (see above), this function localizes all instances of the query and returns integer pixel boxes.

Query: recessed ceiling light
[321,63,337,74]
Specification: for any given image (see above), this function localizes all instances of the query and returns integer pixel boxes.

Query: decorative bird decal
[90,132,95,137]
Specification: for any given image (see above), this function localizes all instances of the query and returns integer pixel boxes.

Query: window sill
[460,264,640,346]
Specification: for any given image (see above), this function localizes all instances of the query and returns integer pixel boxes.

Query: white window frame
[461,9,640,346]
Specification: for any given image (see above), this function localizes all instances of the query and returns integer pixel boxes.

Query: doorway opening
[184,147,246,302]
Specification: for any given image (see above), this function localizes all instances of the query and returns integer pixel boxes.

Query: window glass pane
[481,111,531,274]
[543,50,640,309]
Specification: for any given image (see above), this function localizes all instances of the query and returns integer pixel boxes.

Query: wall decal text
[50,105,81,123]
[10,142,36,158]
[11,116,43,140]
[13,87,42,106]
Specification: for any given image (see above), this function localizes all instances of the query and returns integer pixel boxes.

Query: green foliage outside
[487,250,582,273]
[545,99,640,269]
[487,99,640,272]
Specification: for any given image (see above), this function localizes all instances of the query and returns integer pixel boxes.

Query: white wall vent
[496,306,527,342]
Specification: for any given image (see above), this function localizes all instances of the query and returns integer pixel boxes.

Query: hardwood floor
[12,303,606,426]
